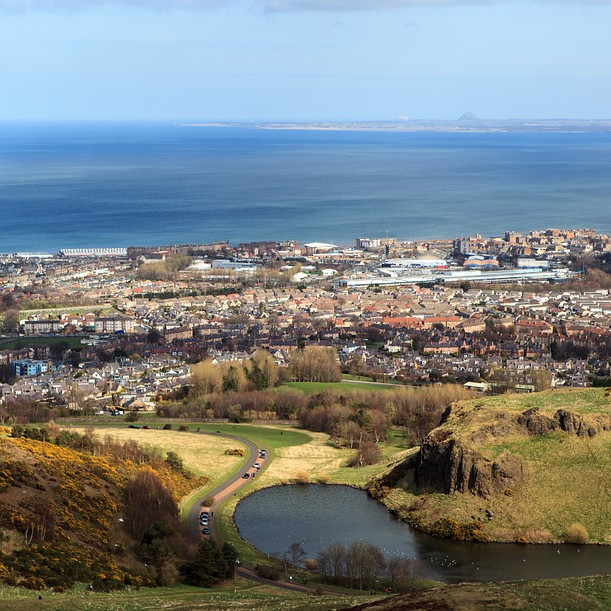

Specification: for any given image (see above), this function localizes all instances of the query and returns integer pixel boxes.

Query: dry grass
[73,427,246,487]
[261,431,351,484]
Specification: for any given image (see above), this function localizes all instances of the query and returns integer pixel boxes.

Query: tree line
[317,541,423,592]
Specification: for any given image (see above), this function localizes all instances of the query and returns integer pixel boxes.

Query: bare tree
[317,542,346,584]
[345,541,386,590]
[285,542,307,569]
[388,555,424,593]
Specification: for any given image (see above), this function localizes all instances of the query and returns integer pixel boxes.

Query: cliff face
[415,404,611,499]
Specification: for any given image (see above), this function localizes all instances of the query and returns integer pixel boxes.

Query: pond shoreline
[233,483,611,584]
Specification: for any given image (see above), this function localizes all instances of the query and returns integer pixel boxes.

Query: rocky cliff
[415,403,611,499]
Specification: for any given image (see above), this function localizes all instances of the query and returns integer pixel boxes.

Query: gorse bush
[565,523,589,544]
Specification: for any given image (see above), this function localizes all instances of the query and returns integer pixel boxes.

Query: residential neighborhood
[1,227,610,415]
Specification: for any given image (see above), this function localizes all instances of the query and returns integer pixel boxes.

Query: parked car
[128,425,140,429]
[253,462,260,470]
[202,528,210,536]
[142,425,150,429]
[242,473,250,479]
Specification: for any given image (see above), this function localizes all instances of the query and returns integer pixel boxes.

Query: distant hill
[370,388,611,544]
[457,112,481,121]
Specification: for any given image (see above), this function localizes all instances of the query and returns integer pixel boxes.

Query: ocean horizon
[1,122,610,252]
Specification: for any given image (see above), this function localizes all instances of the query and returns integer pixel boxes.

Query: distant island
[179,116,611,134]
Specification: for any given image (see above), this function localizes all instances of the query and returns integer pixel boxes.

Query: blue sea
[1,122,611,252]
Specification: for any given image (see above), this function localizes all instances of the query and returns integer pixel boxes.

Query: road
[187,430,262,540]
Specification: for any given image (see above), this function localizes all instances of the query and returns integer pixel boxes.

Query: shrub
[178,425,188,432]
[565,523,589,544]
[202,497,215,508]
[318,474,330,484]
[256,564,280,580]
[163,424,172,430]
[294,471,310,484]
[304,558,318,571]
[125,412,139,423]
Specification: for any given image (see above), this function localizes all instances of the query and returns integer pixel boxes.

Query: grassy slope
[74,427,247,484]
[348,575,611,611]
[382,388,611,543]
[0,578,378,610]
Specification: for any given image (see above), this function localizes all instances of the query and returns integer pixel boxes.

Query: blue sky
[1,0,610,121]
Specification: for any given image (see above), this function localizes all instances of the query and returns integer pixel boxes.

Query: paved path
[187,431,263,539]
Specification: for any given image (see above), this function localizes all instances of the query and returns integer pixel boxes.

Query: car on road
[128,425,140,429]
[253,462,260,470]
[242,473,250,479]
[201,511,209,518]
[202,528,210,535]
[259,450,266,458]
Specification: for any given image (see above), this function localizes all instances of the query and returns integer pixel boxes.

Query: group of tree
[181,539,237,587]
[190,350,283,397]
[317,541,423,592]
[289,346,342,382]
[488,367,553,393]
[135,254,193,281]
[161,382,470,448]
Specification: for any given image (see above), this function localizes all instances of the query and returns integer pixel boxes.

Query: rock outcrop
[415,403,611,499]
[415,427,524,498]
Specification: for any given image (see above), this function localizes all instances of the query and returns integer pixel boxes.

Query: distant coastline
[179,119,611,134]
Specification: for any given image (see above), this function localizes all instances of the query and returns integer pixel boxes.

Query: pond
[234,484,611,584]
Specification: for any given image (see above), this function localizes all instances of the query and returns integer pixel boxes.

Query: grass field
[73,426,247,487]
[0,336,86,350]
[0,579,378,610]
[282,381,400,393]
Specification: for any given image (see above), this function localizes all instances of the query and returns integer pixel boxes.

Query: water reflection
[234,484,611,584]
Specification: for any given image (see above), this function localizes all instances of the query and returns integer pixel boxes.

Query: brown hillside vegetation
[0,433,206,591]
[370,388,611,543]
[346,575,611,611]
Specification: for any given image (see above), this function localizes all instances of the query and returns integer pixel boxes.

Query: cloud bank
[1,0,609,12]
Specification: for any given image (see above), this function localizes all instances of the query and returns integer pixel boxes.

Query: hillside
[348,574,611,611]
[370,388,611,543]
[0,432,206,591]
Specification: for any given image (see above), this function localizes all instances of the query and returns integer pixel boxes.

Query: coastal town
[1,227,610,414]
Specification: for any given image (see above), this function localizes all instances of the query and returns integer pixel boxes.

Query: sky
[1,0,611,121]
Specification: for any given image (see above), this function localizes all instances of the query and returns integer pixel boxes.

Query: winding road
[187,429,360,596]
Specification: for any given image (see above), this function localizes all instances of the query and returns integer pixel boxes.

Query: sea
[1,122,611,253]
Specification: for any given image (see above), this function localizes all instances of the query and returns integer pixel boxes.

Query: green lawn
[0,336,86,350]
[282,381,401,393]
[179,422,312,450]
